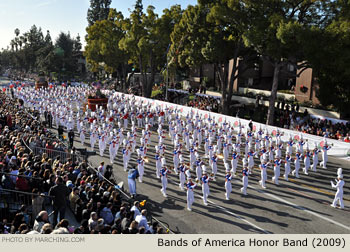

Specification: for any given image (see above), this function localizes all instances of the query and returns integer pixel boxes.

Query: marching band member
[259,160,269,189]
[189,145,196,170]
[297,135,305,155]
[210,153,218,180]
[122,147,130,172]
[179,158,188,191]
[128,166,139,198]
[241,166,249,195]
[186,171,196,211]
[284,153,292,181]
[98,130,107,157]
[160,166,171,197]
[312,143,321,172]
[195,156,202,183]
[286,135,294,155]
[79,126,86,145]
[155,152,162,178]
[303,144,311,175]
[90,125,98,151]
[201,166,211,206]
[330,168,345,209]
[224,163,233,200]
[272,157,282,185]
[292,151,302,178]
[275,143,283,159]
[136,151,145,183]
[247,149,256,174]
[320,139,332,169]
[108,133,119,164]
[231,149,240,176]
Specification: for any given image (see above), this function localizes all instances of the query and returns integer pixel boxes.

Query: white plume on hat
[179,155,184,163]
[337,168,343,176]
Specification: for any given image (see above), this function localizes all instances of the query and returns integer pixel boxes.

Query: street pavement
[56,121,350,234]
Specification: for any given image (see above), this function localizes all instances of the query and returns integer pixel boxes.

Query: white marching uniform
[312,148,320,172]
[201,174,210,206]
[259,163,268,189]
[160,168,170,197]
[224,173,233,200]
[272,159,282,185]
[331,178,345,209]
[320,145,331,169]
[284,155,292,181]
[241,169,249,195]
[292,153,302,178]
[186,179,196,211]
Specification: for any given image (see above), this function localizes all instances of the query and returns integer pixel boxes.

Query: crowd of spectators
[186,95,220,112]
[274,104,350,142]
[0,92,165,234]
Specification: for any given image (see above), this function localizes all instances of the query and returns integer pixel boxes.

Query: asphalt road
[60,121,350,234]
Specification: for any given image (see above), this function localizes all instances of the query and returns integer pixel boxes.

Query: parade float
[87,81,108,111]
[35,73,48,89]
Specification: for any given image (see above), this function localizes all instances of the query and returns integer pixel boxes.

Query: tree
[242,0,331,125]
[304,0,350,116]
[87,0,112,26]
[85,8,129,87]
[52,32,81,80]
[36,30,55,75]
[119,0,149,95]
[169,2,255,115]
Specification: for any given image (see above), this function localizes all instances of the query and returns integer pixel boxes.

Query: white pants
[241,176,248,195]
[138,165,144,183]
[128,178,136,195]
[187,190,194,210]
[161,176,168,196]
[260,169,267,188]
[284,163,290,181]
[202,184,209,205]
[225,181,232,199]
[179,173,185,190]
[332,192,344,208]
[109,147,117,164]
[272,166,280,185]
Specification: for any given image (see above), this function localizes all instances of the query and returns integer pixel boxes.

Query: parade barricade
[110,91,350,159]
[32,146,73,163]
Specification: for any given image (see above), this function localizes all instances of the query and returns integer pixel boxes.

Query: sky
[0,0,197,50]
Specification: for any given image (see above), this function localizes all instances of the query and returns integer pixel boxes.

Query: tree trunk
[145,50,155,98]
[266,62,281,125]
[216,62,229,115]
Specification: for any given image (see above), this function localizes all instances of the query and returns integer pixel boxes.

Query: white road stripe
[166,176,271,234]
[249,186,350,231]
[215,171,350,231]
[204,197,271,234]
